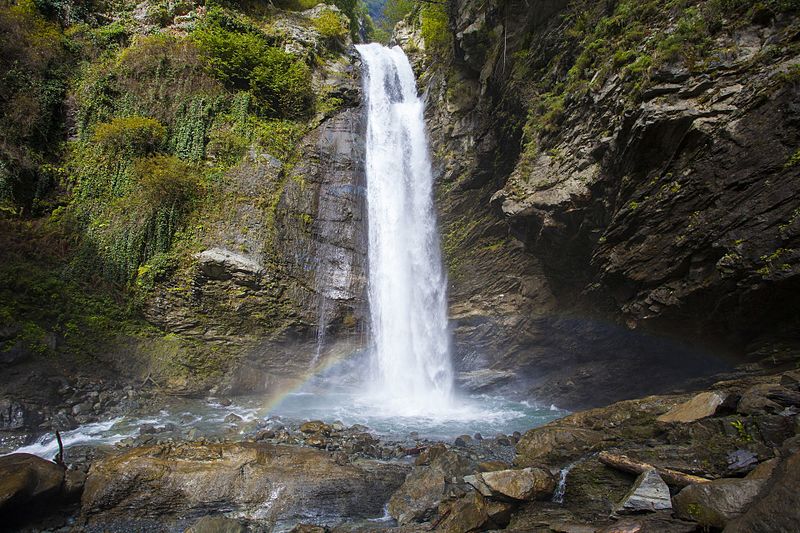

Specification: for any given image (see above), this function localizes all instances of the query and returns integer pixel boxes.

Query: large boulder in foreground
[673,478,763,528]
[0,453,65,514]
[724,451,800,533]
[81,442,409,530]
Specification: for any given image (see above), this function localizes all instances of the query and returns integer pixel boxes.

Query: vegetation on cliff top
[515,0,800,163]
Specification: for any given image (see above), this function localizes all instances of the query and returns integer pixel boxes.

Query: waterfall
[356,43,454,414]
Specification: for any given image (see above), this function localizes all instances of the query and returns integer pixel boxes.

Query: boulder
[433,491,515,533]
[466,467,555,501]
[616,469,672,513]
[388,450,474,525]
[656,392,727,423]
[436,491,490,533]
[414,443,447,466]
[223,413,243,423]
[0,453,65,513]
[515,425,605,466]
[737,384,800,415]
[724,451,800,532]
[81,442,408,529]
[300,420,331,435]
[289,525,327,533]
[289,524,328,533]
[454,434,472,447]
[673,478,764,528]
[195,248,263,280]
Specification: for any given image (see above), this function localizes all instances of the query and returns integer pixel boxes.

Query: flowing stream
[357,43,454,415]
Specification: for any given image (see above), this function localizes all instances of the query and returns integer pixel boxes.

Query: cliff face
[403,0,800,407]
[0,0,369,398]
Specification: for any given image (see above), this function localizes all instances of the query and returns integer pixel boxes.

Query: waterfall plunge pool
[5,387,568,460]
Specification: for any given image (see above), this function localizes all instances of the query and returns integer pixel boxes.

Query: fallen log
[598,451,711,487]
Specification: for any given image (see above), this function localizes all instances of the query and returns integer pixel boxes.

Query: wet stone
[616,469,672,513]
[224,413,243,424]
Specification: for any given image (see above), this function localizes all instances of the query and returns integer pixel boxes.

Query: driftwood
[54,430,66,467]
[598,451,711,488]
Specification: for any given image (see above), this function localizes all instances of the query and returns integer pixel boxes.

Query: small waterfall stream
[357,43,454,415]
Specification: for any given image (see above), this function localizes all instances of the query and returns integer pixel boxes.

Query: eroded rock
[81,442,408,529]
[724,451,800,532]
[515,425,605,466]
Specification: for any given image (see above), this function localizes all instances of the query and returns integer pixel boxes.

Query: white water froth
[357,43,453,417]
[10,417,127,459]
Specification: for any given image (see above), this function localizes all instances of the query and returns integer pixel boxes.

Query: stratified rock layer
[80,442,408,531]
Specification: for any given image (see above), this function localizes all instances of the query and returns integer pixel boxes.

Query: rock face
[616,469,672,513]
[80,442,408,530]
[137,45,367,394]
[0,453,65,513]
[404,0,800,408]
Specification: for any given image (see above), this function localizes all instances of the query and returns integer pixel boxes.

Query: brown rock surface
[81,442,408,529]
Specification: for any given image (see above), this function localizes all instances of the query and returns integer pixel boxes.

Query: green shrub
[314,10,349,47]
[133,155,201,208]
[206,126,249,166]
[249,51,313,118]
[0,0,69,213]
[420,2,450,54]
[92,116,166,154]
[192,8,313,118]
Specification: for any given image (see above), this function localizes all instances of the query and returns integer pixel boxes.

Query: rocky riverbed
[2,368,799,532]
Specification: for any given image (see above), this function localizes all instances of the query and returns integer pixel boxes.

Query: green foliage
[0,0,69,213]
[420,2,450,54]
[785,149,800,169]
[192,7,313,118]
[206,125,249,167]
[249,50,313,118]
[76,34,223,139]
[0,231,150,360]
[730,419,753,442]
[314,9,349,48]
[92,116,166,154]
[171,97,222,162]
[134,155,202,207]
[368,0,417,43]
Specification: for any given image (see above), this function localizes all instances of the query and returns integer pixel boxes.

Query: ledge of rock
[80,442,409,530]
[195,248,264,281]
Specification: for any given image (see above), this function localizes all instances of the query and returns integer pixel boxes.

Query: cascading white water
[356,43,454,415]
